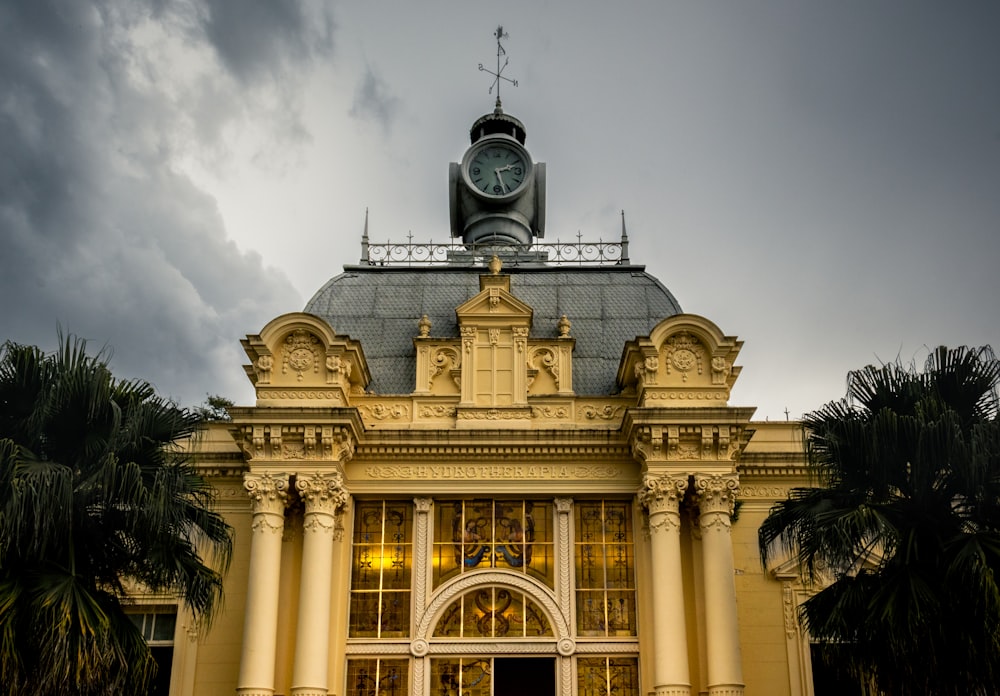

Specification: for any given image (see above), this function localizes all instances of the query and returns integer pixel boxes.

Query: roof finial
[360,207,370,265]
[620,210,630,264]
[479,25,518,109]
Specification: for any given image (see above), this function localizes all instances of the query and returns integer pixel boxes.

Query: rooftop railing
[360,231,631,267]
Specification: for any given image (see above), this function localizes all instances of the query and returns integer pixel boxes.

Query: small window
[128,608,177,696]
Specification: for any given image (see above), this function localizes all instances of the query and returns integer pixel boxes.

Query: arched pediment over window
[414,570,574,657]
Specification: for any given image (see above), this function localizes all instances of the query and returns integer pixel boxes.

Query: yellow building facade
[160,103,819,696]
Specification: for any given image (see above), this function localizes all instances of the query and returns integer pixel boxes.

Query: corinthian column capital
[244,472,290,515]
[638,472,689,514]
[694,473,740,517]
[295,471,349,515]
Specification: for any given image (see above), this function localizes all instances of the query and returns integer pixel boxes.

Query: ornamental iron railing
[360,233,630,267]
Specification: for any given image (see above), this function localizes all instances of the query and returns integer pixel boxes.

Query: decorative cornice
[234,424,355,463]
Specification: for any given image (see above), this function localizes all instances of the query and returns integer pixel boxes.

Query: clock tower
[449,100,546,246]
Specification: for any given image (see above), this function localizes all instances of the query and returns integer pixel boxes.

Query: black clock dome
[469,100,527,145]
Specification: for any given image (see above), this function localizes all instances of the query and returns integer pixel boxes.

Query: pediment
[617,313,743,404]
[455,283,534,326]
[241,312,370,406]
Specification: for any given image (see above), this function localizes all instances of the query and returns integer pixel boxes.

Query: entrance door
[493,658,555,696]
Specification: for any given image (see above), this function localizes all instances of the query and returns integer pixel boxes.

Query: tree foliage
[194,393,234,422]
[0,337,233,695]
[759,346,1000,695]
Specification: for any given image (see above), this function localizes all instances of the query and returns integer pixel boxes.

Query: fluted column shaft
[291,472,349,696]
[238,473,290,696]
[639,474,692,696]
[695,474,744,696]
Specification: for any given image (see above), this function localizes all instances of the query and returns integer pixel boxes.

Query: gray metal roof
[303,265,682,395]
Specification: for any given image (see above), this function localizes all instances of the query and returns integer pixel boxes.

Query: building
[157,99,820,696]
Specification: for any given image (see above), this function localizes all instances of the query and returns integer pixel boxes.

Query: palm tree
[0,337,233,695]
[759,346,1000,696]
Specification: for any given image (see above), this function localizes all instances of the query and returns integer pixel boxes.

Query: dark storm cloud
[200,0,334,83]
[350,65,400,133]
[0,0,332,405]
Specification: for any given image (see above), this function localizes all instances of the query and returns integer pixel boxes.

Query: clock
[462,139,532,199]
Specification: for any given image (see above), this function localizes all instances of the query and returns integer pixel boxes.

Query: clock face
[465,142,529,197]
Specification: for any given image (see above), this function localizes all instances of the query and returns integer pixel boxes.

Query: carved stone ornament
[579,404,623,420]
[244,472,289,522]
[325,354,352,384]
[637,473,688,512]
[255,354,273,384]
[240,425,354,463]
[282,329,321,381]
[528,347,559,388]
[295,472,349,515]
[711,355,731,385]
[361,403,410,422]
[429,347,460,389]
[664,332,706,382]
[418,314,432,337]
[694,473,740,517]
[557,314,571,337]
[461,326,476,354]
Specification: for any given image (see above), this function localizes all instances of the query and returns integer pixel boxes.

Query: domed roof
[304,263,682,395]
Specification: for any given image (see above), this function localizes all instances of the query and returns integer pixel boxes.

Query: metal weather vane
[479,25,518,106]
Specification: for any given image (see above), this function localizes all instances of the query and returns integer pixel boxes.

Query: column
[291,472,349,696]
[694,474,744,696]
[638,473,691,696]
[238,472,290,696]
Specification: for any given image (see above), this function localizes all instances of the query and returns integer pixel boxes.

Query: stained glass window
[431,658,492,696]
[577,657,639,696]
[432,587,553,638]
[349,500,413,638]
[575,500,637,636]
[346,659,408,696]
[433,499,553,588]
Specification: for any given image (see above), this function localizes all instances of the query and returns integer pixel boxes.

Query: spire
[620,210,630,264]
[360,208,370,265]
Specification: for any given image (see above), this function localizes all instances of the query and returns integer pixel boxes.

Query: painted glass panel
[346,659,408,696]
[349,501,413,638]
[575,501,636,636]
[433,499,554,588]
[432,658,492,696]
[432,588,553,638]
[577,658,639,696]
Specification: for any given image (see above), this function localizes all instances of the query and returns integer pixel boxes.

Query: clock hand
[494,167,509,193]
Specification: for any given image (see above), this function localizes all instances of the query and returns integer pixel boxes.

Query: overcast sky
[2,1,998,420]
